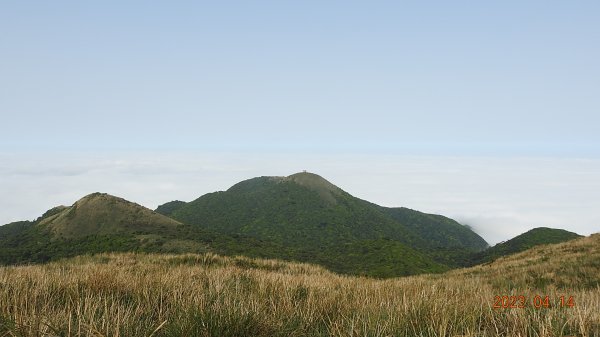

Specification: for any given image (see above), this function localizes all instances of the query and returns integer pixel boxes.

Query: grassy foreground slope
[1,234,598,337]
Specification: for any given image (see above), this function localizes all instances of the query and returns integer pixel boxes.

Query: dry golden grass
[1,235,599,337]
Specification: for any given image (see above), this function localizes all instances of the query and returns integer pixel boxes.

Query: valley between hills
[0,171,597,336]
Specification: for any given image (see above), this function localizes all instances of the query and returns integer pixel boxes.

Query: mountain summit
[283,172,343,204]
[162,171,488,276]
[224,172,344,205]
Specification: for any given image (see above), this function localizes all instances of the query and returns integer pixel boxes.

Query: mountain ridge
[0,171,583,279]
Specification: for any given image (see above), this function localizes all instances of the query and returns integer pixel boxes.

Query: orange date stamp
[493,295,575,309]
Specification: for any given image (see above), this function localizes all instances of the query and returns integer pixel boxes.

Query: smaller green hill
[473,227,582,264]
[38,193,182,238]
[455,233,599,290]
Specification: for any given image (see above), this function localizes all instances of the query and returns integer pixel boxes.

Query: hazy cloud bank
[1,152,598,245]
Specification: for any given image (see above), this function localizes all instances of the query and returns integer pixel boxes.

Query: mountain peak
[225,172,344,204]
[76,192,127,206]
[284,172,342,204]
[76,192,110,203]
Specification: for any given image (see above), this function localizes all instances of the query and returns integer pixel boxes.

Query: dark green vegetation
[165,172,490,276]
[472,227,583,265]
[0,172,583,278]
[155,200,187,217]
[382,207,488,251]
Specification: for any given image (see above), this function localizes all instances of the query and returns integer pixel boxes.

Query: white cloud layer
[1,152,598,245]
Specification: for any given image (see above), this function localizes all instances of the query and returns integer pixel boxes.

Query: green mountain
[164,172,488,276]
[472,227,582,264]
[0,193,294,265]
[39,193,182,238]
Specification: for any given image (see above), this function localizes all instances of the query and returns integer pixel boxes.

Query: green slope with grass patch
[0,193,296,266]
[472,227,582,265]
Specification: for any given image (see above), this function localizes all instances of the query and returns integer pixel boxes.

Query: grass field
[1,234,599,337]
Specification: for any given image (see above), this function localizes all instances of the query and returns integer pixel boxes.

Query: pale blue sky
[1,2,599,243]
[1,1,599,154]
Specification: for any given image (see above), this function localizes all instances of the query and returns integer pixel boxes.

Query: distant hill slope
[381,207,488,250]
[164,171,487,275]
[472,227,582,265]
[453,233,599,289]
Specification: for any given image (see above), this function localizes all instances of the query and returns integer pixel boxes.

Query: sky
[1,1,599,244]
